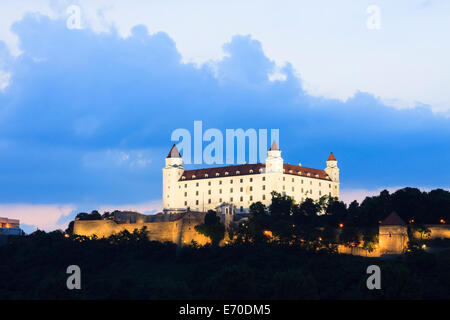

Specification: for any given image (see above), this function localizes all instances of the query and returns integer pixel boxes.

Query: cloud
[0,203,76,232]
[0,14,448,216]
[98,200,162,215]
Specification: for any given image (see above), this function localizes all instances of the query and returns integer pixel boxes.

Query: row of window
[183,191,334,207]
[183,185,337,197]
[183,178,333,188]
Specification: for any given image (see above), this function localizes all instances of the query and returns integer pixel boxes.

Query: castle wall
[412,225,450,239]
[73,212,210,246]
[169,172,339,214]
[337,245,380,257]
[379,225,408,254]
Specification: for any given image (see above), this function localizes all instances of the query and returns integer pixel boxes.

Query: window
[283,177,285,181]
[196,182,199,187]
[196,191,199,196]
[250,196,253,201]
[263,195,266,200]
[220,198,222,202]
[240,179,243,183]
[292,187,294,192]
[329,184,331,188]
[262,177,266,181]
[219,180,222,185]
[240,206,243,212]
[249,170,253,173]
[301,188,304,193]
[319,182,321,187]
[230,197,233,202]
[250,178,253,182]
[301,180,304,184]
[310,181,312,185]
[184,192,187,197]
[216,173,220,177]
[225,172,229,175]
[283,185,285,190]
[329,192,331,196]
[208,199,211,204]
[184,201,187,206]
[184,184,187,188]
[208,190,211,195]
[219,189,222,194]
[196,200,199,205]
[193,175,196,178]
[250,186,253,191]
[208,181,211,186]
[240,196,243,201]
[230,179,233,184]
[310,189,313,194]
[240,187,243,192]
[319,191,322,196]
[236,171,240,174]
[205,174,208,178]
[230,188,233,193]
[262,185,266,190]
[292,178,294,182]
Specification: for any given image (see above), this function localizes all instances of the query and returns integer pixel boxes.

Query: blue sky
[0,1,449,232]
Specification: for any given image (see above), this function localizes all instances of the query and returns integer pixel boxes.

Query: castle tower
[325,152,339,182]
[379,212,408,254]
[265,141,283,173]
[163,144,184,210]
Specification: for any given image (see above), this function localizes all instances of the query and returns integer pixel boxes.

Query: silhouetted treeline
[1,228,450,299]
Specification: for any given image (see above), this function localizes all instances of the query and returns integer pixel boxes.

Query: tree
[339,226,361,247]
[269,191,295,219]
[326,199,347,226]
[194,210,225,246]
[362,230,378,252]
[295,198,320,225]
[248,202,270,243]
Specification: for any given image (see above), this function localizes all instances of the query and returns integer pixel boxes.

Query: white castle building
[163,142,339,214]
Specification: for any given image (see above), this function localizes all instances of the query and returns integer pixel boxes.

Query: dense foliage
[2,187,450,299]
[1,229,450,300]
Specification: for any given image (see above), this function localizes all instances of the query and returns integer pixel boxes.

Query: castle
[163,142,340,214]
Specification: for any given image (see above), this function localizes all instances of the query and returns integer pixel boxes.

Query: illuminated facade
[163,142,340,213]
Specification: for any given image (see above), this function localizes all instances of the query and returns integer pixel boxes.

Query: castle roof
[167,144,181,158]
[327,152,336,161]
[380,212,406,226]
[180,163,331,181]
[269,141,279,151]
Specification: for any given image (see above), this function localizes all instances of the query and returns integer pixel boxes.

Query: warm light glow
[440,219,446,224]
[422,244,426,249]
[339,223,344,228]
[409,219,415,223]
[263,230,273,238]
[318,237,322,241]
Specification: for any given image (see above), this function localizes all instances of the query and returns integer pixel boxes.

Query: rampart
[73,211,210,246]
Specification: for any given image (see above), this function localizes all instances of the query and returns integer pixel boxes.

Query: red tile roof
[180,163,330,181]
[327,152,336,161]
[167,144,181,158]
[269,141,279,151]
[380,212,406,226]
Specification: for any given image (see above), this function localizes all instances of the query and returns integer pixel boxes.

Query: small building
[215,202,235,229]
[0,217,23,246]
[379,212,408,255]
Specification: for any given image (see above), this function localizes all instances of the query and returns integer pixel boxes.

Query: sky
[0,0,449,233]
